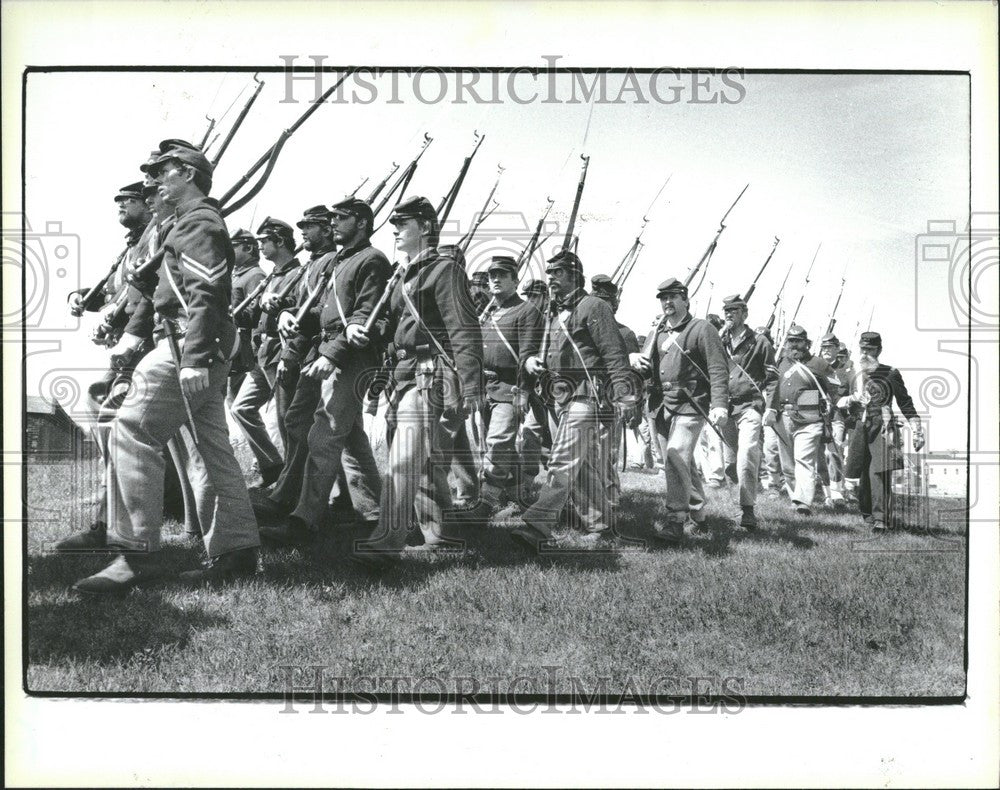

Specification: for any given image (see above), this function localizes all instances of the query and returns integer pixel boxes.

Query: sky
[21,69,974,449]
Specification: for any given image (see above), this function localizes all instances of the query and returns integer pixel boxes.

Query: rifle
[743,236,780,304]
[210,74,264,168]
[458,164,504,255]
[560,154,590,253]
[197,115,216,151]
[347,175,370,199]
[218,69,356,217]
[437,131,486,225]
[363,132,484,337]
[371,133,433,218]
[776,242,821,356]
[685,183,749,299]
[765,258,795,333]
[639,183,749,357]
[364,162,399,205]
[515,197,555,282]
[612,172,673,290]
[823,265,848,336]
[73,247,129,316]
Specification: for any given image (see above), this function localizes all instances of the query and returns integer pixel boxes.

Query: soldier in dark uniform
[632,278,729,543]
[764,325,841,515]
[720,294,777,529]
[350,197,483,568]
[521,278,548,312]
[253,217,302,459]
[511,251,637,549]
[226,228,284,486]
[261,197,390,546]
[517,277,552,481]
[255,206,338,519]
[476,255,543,512]
[840,332,924,531]
[590,273,641,511]
[72,141,260,593]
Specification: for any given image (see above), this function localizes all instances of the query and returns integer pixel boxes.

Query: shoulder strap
[398,271,457,372]
[555,309,599,398]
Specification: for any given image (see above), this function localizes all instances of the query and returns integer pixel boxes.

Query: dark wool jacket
[542,289,636,405]
[280,244,338,366]
[481,294,543,403]
[647,313,729,416]
[125,197,236,368]
[316,240,392,369]
[721,325,777,415]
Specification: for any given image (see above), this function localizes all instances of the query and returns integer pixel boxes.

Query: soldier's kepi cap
[859,331,882,349]
[820,333,840,347]
[545,249,583,276]
[330,196,374,228]
[487,255,518,276]
[522,278,547,296]
[296,205,333,228]
[785,324,809,342]
[590,273,618,296]
[114,182,145,202]
[389,195,437,225]
[722,293,747,311]
[656,278,688,298]
[140,139,213,177]
[838,342,849,354]
[230,228,257,245]
[256,216,295,241]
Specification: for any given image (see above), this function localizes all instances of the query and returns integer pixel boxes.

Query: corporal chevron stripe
[181,252,228,283]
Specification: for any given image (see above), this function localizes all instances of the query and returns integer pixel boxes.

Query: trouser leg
[481,400,518,505]
[723,408,762,508]
[291,363,380,527]
[522,399,608,535]
[269,373,321,507]
[108,340,258,556]
[231,365,282,471]
[444,416,479,506]
[165,432,200,534]
[785,417,823,506]
[600,410,621,511]
[263,360,294,454]
[775,419,797,493]
[518,397,544,484]
[654,412,705,521]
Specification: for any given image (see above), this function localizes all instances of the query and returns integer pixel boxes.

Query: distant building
[25,395,93,461]
[921,450,966,499]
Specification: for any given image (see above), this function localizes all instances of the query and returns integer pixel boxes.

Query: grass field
[24,457,967,698]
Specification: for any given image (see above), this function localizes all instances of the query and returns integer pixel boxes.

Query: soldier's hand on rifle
[109,332,145,368]
[68,291,85,318]
[709,407,728,428]
[525,356,546,376]
[911,422,925,452]
[762,408,777,428]
[180,366,210,397]
[260,293,281,313]
[303,356,335,381]
[278,310,298,340]
[346,323,369,348]
[836,395,852,410]
[629,352,650,374]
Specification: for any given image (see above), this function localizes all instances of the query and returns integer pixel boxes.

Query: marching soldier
[261,197,389,546]
[719,294,777,530]
[817,333,850,504]
[764,325,840,516]
[255,205,338,518]
[351,196,484,568]
[252,216,302,458]
[72,140,259,593]
[756,323,786,494]
[632,279,729,544]
[840,332,924,531]
[590,273,640,510]
[511,251,637,549]
[226,228,284,485]
[475,255,543,512]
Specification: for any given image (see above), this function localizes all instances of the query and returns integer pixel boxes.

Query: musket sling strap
[398,276,458,373]
[555,310,599,400]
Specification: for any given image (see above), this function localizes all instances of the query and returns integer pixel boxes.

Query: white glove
[709,407,728,427]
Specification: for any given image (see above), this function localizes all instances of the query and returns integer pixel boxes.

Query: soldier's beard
[788,346,807,361]
[858,355,879,372]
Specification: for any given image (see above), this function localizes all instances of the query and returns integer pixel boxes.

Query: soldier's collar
[310,242,337,260]
[336,237,372,260]
[664,312,693,332]
[558,288,585,309]
[173,196,217,218]
[499,292,523,308]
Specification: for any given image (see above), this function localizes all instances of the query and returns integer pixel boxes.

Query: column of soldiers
[58,137,926,594]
